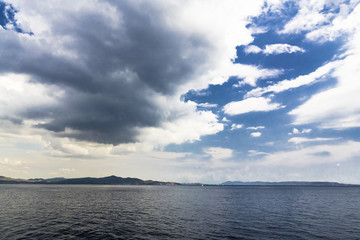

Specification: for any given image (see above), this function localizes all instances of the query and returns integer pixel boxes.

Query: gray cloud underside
[0,1,212,144]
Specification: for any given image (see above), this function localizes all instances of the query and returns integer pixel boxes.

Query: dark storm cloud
[0,1,211,144]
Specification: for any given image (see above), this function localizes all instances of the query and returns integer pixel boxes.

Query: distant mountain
[0,175,180,185]
[1,176,358,186]
[221,181,358,186]
[0,176,34,184]
[58,175,145,185]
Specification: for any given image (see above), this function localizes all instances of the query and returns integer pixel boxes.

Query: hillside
[0,175,180,185]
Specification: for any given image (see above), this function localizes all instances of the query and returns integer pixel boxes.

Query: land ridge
[0,175,359,186]
[0,175,180,185]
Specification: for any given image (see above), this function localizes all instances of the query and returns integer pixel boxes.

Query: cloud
[231,124,243,131]
[0,0,267,147]
[224,64,283,86]
[110,143,137,155]
[247,1,360,130]
[263,44,305,55]
[245,44,305,55]
[302,128,312,133]
[250,132,262,137]
[0,73,61,118]
[278,0,333,35]
[245,60,339,98]
[246,126,265,130]
[292,128,300,134]
[223,97,284,115]
[289,128,312,135]
[245,1,360,130]
[204,147,233,160]
[310,151,331,157]
[0,1,32,34]
[288,137,340,144]
[248,150,268,156]
[221,117,231,122]
[197,102,218,108]
[59,168,75,173]
[137,100,224,149]
[259,140,360,167]
[278,0,360,43]
[0,158,22,166]
[43,136,90,157]
[244,45,262,54]
[305,2,360,42]
[290,44,360,128]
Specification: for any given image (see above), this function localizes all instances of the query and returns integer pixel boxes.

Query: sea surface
[0,185,360,239]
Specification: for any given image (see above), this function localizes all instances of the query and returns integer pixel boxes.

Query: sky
[0,0,360,184]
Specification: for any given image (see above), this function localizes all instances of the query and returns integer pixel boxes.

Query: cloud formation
[0,0,264,146]
[245,43,305,55]
[288,137,339,144]
[260,140,360,167]
[245,60,339,98]
[247,126,265,130]
[250,132,262,137]
[231,124,243,131]
[223,97,283,115]
[289,2,360,129]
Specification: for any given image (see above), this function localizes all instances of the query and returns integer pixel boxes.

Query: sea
[1,185,359,239]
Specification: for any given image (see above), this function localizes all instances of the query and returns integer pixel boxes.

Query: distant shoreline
[1,175,359,187]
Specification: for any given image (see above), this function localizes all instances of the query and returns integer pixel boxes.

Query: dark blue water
[1,185,359,239]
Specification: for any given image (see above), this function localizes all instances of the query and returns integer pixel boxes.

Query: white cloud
[246,126,265,130]
[250,1,360,130]
[221,117,231,122]
[260,140,360,167]
[209,63,283,87]
[0,73,62,117]
[110,144,137,155]
[43,137,90,157]
[275,0,360,44]
[253,1,360,130]
[292,128,300,134]
[223,97,284,115]
[244,45,262,54]
[263,44,305,55]
[276,0,358,35]
[245,44,305,55]
[248,150,268,156]
[302,128,312,133]
[166,0,269,90]
[305,1,360,42]
[231,124,243,131]
[137,99,224,150]
[288,2,360,129]
[251,132,262,137]
[245,60,339,98]
[289,128,312,135]
[0,158,22,166]
[204,147,233,160]
[197,102,218,108]
[290,49,360,128]
[288,137,340,144]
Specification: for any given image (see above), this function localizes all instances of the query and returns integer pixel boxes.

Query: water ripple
[1,185,360,239]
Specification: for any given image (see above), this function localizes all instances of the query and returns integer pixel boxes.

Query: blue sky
[1,0,360,183]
